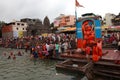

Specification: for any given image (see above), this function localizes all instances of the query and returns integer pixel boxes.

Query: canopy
[60,27,76,32]
[108,26,120,29]
[107,26,120,31]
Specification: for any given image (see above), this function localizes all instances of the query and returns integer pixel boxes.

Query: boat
[94,60,120,79]
[56,58,120,79]
[56,59,87,73]
[56,48,120,79]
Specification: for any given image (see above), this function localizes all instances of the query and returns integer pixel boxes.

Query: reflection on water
[0,48,86,80]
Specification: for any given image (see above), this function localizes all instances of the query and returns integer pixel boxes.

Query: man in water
[32,50,38,65]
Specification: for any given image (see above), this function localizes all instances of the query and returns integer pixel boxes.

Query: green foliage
[0,21,5,29]
[50,23,54,28]
[0,21,5,38]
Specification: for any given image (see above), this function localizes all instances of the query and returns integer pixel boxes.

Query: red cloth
[92,54,99,62]
[85,46,91,55]
[92,46,100,62]
[38,51,43,58]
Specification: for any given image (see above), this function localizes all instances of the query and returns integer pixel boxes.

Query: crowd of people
[102,32,120,49]
[0,33,77,59]
[0,32,120,60]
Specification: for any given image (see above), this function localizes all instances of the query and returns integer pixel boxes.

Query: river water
[0,48,87,80]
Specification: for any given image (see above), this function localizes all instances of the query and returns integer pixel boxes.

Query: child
[18,51,22,56]
[13,55,16,60]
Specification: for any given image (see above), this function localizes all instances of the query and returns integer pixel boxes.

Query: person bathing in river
[18,51,22,56]
[8,55,11,59]
[13,55,16,60]
[32,51,38,59]
[7,52,13,59]
[24,42,29,52]
[32,48,38,64]
[7,52,16,60]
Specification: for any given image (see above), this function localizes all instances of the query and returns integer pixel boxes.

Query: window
[12,23,15,25]
[28,19,31,21]
[21,24,24,26]
[16,28,18,30]
[33,19,36,22]
[65,19,70,22]
[17,23,20,25]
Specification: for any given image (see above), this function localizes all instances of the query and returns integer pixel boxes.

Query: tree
[50,22,54,33]
[0,21,5,38]
[31,29,37,36]
[0,21,5,29]
[50,22,54,28]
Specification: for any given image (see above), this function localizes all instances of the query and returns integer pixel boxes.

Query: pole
[75,0,78,22]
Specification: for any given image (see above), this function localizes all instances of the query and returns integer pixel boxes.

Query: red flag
[75,0,84,7]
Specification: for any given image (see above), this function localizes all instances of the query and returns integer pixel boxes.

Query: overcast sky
[0,0,119,23]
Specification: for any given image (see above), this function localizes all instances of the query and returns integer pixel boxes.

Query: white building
[103,13,116,26]
[12,21,28,38]
[2,21,28,39]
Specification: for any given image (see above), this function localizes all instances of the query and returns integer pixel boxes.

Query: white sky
[0,0,119,23]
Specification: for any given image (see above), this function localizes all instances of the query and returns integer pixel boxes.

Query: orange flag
[75,0,84,7]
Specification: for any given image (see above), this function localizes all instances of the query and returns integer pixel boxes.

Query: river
[0,48,88,80]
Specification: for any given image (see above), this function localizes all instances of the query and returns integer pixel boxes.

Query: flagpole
[75,0,79,48]
[75,0,78,22]
[74,0,84,48]
[75,0,84,22]
[75,0,78,38]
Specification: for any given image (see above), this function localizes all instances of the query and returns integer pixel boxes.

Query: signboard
[18,31,23,38]
[13,31,18,38]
